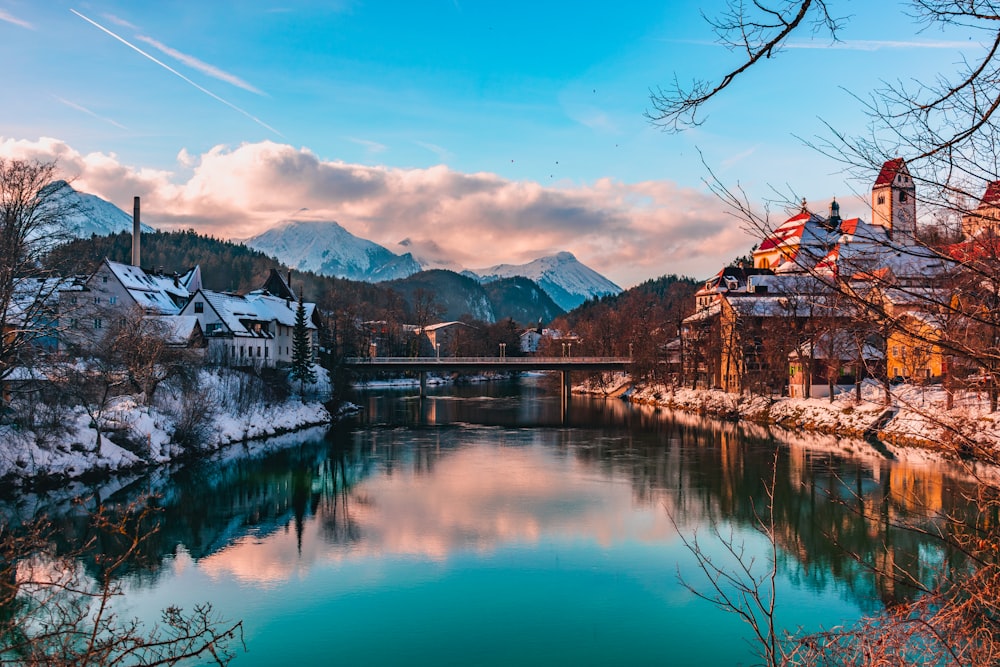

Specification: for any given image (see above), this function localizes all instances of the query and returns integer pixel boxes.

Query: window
[264,347,269,358]
[891,346,900,357]
[877,194,885,205]
[924,368,931,378]
[69,297,77,305]
[257,347,262,357]
[94,318,103,329]
[240,346,245,357]
[194,301,204,313]
[69,318,78,329]
[231,345,235,356]
[102,275,108,283]
[899,191,907,202]
[109,296,117,305]
[93,297,101,305]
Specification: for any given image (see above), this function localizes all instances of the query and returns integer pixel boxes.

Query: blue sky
[0,1,982,286]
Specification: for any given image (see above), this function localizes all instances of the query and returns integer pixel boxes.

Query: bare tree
[0,498,243,665]
[104,307,199,407]
[648,4,1000,659]
[0,160,75,401]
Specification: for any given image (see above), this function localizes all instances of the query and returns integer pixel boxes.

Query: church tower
[872,158,916,241]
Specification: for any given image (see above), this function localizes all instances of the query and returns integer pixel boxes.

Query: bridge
[342,356,632,397]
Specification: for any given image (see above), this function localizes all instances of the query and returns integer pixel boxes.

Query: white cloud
[101,12,138,30]
[135,35,266,95]
[0,137,755,286]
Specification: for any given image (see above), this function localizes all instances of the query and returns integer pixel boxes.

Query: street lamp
[436,343,441,360]
[499,342,506,358]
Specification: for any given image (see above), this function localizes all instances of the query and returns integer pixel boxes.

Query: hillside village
[673,158,999,408]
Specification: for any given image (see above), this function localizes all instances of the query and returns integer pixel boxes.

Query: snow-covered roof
[144,315,202,345]
[9,276,66,319]
[193,289,316,338]
[696,266,774,296]
[104,259,197,315]
[683,302,721,324]
[755,209,838,271]
[726,294,853,318]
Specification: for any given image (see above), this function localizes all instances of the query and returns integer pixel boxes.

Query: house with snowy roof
[752,202,839,271]
[59,258,202,351]
[684,157,955,393]
[179,270,319,367]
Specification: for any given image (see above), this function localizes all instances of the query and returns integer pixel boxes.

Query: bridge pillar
[420,372,427,397]
[562,370,572,402]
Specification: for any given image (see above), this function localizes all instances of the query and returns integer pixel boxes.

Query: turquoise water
[6,379,970,665]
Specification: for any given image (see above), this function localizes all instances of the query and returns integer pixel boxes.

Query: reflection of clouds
[198,445,677,587]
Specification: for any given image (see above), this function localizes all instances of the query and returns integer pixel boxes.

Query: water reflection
[1,379,980,625]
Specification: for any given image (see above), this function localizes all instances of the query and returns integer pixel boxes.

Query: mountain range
[244,218,622,310]
[49,182,623,316]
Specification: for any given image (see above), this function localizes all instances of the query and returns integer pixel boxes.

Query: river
[0,376,976,665]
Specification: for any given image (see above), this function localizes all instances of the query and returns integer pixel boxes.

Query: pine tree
[290,293,317,394]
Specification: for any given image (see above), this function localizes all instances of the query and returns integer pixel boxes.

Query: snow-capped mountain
[41,180,153,237]
[244,219,422,282]
[244,218,620,311]
[470,252,622,311]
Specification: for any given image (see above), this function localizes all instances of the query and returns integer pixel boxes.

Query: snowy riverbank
[578,373,1000,457]
[0,367,338,488]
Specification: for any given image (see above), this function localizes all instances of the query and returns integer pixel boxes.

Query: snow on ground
[578,374,1000,459]
[0,366,333,487]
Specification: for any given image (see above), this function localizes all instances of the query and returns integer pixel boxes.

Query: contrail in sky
[70,9,282,137]
[53,95,128,130]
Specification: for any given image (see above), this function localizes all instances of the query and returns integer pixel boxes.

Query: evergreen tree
[290,293,317,394]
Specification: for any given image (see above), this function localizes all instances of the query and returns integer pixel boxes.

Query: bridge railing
[342,356,632,364]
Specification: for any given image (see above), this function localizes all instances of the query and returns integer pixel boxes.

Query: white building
[180,286,319,367]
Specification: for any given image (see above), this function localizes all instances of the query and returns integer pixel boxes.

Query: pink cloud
[0,137,755,286]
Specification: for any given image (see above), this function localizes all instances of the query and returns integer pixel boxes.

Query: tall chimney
[131,196,141,267]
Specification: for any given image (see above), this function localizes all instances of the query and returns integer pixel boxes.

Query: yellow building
[887,313,945,381]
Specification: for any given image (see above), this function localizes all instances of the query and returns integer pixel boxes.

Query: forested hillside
[548,274,699,380]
